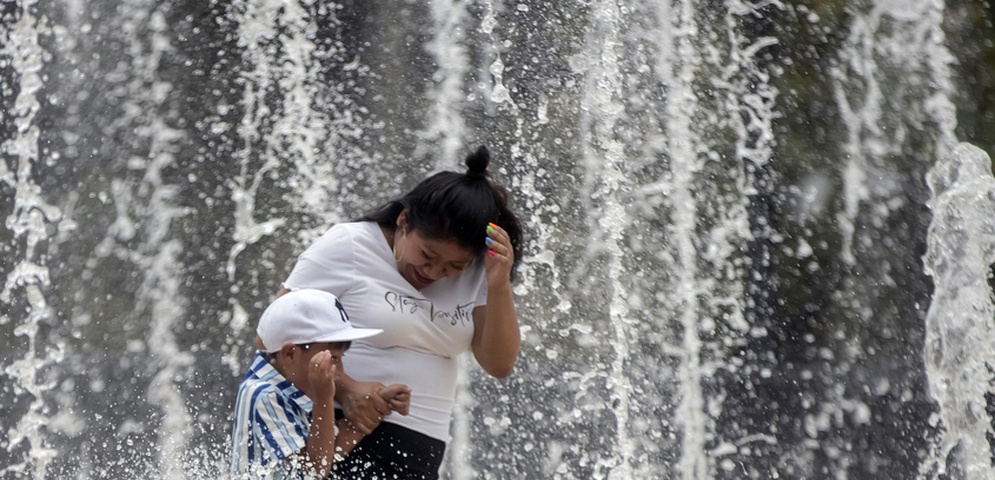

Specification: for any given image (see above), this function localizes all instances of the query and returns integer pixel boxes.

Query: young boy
[229,289,410,479]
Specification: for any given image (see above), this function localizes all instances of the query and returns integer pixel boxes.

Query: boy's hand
[308,351,337,404]
[378,384,412,416]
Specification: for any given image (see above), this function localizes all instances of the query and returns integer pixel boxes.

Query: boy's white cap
[257,289,381,352]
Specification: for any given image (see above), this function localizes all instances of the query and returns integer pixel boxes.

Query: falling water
[573,2,637,476]
[922,143,995,479]
[2,0,994,478]
[1,1,62,478]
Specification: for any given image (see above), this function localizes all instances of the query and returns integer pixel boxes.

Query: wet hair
[358,146,524,280]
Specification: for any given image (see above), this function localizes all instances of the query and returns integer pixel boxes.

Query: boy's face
[280,342,347,399]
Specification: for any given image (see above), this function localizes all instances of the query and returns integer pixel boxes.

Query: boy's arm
[303,352,338,477]
[333,418,365,459]
[378,384,411,416]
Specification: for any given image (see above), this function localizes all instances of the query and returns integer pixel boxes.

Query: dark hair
[358,146,524,280]
[264,341,352,363]
[303,341,352,351]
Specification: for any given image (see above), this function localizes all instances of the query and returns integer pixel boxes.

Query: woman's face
[394,215,475,289]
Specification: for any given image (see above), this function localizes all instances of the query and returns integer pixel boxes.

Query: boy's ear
[279,343,296,359]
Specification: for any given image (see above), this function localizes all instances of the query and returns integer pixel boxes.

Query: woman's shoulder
[305,221,387,260]
[313,221,377,244]
[286,223,376,291]
[335,221,386,248]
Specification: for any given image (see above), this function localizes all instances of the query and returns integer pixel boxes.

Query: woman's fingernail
[486,237,494,245]
[486,224,495,234]
[488,250,496,257]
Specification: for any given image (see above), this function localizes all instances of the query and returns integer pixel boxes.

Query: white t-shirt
[283,221,487,441]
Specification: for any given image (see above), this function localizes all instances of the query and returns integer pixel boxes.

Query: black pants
[332,414,446,480]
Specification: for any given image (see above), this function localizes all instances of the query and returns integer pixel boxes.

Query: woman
[275,146,523,478]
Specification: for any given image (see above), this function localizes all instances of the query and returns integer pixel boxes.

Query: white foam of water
[706,0,784,474]
[834,0,955,266]
[427,2,474,477]
[232,0,340,228]
[921,143,995,478]
[113,1,195,473]
[143,240,195,477]
[920,0,959,156]
[827,3,968,476]
[653,0,709,477]
[232,0,327,237]
[574,2,636,477]
[448,356,477,480]
[420,0,470,169]
[225,0,336,365]
[0,2,63,477]
[480,0,513,107]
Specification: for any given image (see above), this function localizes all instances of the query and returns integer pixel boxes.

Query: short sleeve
[283,225,356,295]
[473,266,488,307]
[249,391,308,464]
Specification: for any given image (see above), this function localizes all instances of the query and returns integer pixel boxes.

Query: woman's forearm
[472,283,521,378]
[335,372,390,435]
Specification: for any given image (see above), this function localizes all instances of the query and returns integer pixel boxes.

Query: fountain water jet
[922,143,995,479]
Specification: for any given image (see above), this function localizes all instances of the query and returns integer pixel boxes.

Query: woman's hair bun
[465,145,490,179]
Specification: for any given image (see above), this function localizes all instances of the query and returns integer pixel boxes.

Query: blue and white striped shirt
[229,352,314,479]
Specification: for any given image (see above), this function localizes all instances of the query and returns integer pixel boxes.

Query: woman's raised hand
[484,222,514,288]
